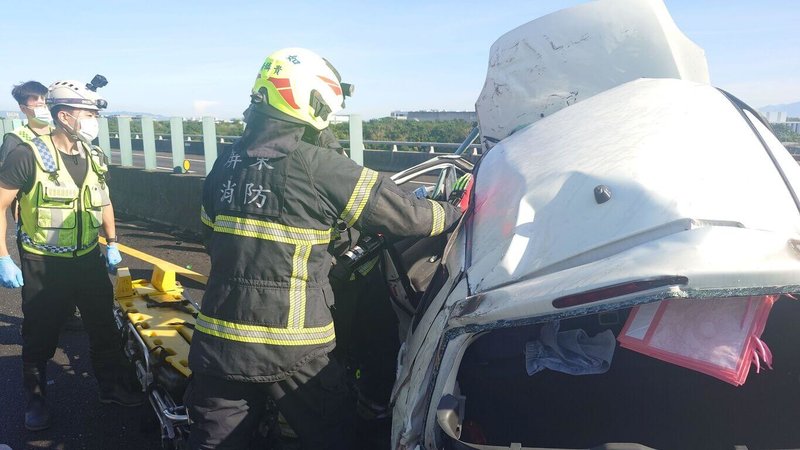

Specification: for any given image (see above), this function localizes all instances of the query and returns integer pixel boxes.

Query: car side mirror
[436,394,463,440]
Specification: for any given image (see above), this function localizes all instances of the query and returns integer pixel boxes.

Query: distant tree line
[105,118,245,138]
[773,121,800,142]
[104,117,474,149]
[329,118,473,146]
[103,114,800,147]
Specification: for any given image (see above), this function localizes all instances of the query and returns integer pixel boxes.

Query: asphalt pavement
[0,214,210,450]
[0,155,436,449]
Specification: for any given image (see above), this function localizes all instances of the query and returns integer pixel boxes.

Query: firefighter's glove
[0,255,23,288]
[448,173,474,212]
[106,244,122,273]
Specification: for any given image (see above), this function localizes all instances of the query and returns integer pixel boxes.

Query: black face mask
[241,104,266,143]
[243,102,276,127]
[242,105,254,124]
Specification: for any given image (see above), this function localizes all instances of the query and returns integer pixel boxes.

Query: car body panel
[476,0,709,148]
[391,0,800,446]
[391,79,800,449]
[470,78,800,297]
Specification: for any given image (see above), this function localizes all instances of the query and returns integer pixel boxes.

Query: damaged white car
[372,1,800,449]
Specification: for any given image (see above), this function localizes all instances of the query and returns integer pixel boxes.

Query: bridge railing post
[0,118,6,135]
[170,117,185,172]
[118,117,133,167]
[3,118,15,134]
[348,114,364,165]
[202,116,217,175]
[98,117,111,159]
[141,116,157,170]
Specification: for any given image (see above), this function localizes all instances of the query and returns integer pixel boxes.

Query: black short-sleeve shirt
[0,133,23,166]
[0,142,88,194]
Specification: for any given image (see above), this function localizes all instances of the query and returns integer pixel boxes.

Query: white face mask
[77,117,100,142]
[30,106,52,126]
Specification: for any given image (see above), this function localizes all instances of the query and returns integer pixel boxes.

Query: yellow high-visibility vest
[18,136,110,257]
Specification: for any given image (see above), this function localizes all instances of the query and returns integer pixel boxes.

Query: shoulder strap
[86,144,109,175]
[29,136,58,173]
[11,126,36,143]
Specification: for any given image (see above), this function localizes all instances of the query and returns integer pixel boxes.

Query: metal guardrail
[65,114,481,174]
[111,133,481,152]
[108,136,482,175]
[2,114,481,170]
[7,115,799,171]
[109,134,481,152]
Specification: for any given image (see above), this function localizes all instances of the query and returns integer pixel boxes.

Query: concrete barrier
[108,166,206,236]
[363,150,478,172]
[106,148,480,236]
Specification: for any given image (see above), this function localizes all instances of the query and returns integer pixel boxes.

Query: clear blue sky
[1,0,797,119]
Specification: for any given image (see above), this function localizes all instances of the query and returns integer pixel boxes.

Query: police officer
[0,80,142,431]
[2,80,86,331]
[186,48,464,449]
[1,81,53,165]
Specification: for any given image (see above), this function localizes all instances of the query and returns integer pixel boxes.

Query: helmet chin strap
[57,113,93,149]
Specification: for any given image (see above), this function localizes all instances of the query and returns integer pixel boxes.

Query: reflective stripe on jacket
[18,136,110,257]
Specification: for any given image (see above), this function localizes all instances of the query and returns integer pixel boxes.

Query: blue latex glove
[106,244,122,273]
[0,255,24,288]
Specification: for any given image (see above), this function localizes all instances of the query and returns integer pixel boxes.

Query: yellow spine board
[114,267,195,378]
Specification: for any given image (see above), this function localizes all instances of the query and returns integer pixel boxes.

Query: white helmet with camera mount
[47,78,108,145]
[46,79,107,111]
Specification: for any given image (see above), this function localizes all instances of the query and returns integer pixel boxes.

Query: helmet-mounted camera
[86,74,108,92]
[47,76,109,111]
[340,82,355,98]
[86,74,108,109]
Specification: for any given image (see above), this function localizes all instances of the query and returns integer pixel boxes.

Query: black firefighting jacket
[188,118,462,382]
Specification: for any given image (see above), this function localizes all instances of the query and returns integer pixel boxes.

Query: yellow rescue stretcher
[113,265,198,448]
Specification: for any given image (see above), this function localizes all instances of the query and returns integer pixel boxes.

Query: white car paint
[391,79,800,449]
[476,0,709,150]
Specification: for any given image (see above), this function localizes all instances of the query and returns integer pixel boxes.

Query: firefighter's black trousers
[185,353,355,450]
[20,246,124,368]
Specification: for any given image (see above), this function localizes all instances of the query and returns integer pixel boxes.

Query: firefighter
[186,47,464,449]
[0,80,142,432]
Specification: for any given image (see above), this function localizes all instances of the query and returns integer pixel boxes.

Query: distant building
[784,122,800,134]
[330,114,350,124]
[761,110,787,123]
[390,111,408,120]
[391,110,476,122]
